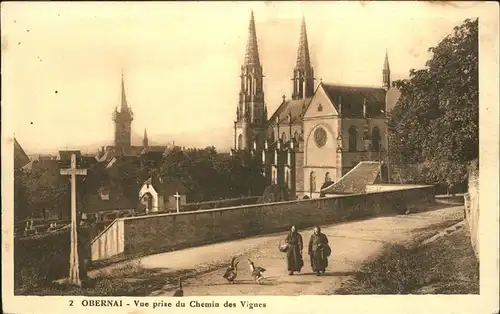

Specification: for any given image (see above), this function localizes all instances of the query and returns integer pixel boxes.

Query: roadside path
[123,205,463,296]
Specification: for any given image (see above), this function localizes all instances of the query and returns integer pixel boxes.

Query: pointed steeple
[235,10,265,152]
[143,128,149,148]
[383,49,391,90]
[292,16,315,100]
[244,10,260,67]
[120,70,128,111]
[384,49,390,71]
[113,69,133,156]
[296,16,311,69]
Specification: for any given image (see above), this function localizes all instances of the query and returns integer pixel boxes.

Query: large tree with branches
[389,18,478,192]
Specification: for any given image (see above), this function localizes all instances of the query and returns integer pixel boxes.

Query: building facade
[232,12,400,199]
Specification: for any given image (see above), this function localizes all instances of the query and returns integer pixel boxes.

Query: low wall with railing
[90,185,435,262]
[366,184,430,193]
[180,196,260,212]
[91,219,124,261]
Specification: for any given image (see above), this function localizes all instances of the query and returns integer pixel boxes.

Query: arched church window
[348,126,358,152]
[372,127,381,152]
[238,134,243,150]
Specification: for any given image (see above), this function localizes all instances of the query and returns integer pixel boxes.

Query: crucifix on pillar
[174,191,181,213]
[60,153,87,286]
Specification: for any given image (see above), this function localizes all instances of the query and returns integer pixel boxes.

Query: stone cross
[60,153,87,286]
[174,191,181,213]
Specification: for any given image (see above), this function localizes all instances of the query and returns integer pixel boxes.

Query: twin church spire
[238,10,265,125]
[244,11,261,68]
[292,17,315,100]
[237,11,315,129]
[235,10,266,151]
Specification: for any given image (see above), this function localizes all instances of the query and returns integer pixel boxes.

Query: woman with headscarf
[308,226,330,276]
[284,225,304,275]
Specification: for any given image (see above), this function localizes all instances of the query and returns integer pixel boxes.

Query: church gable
[303,84,339,119]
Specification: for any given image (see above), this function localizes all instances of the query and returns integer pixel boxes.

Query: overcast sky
[1,1,492,154]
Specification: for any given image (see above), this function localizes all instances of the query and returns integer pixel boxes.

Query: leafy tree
[158,146,266,202]
[389,18,478,192]
[16,164,72,220]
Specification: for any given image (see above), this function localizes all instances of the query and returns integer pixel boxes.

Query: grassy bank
[15,261,192,296]
[336,226,479,294]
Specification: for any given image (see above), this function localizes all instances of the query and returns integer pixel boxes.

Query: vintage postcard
[1,1,498,314]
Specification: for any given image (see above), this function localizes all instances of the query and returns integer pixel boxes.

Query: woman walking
[284,225,304,275]
[308,226,330,276]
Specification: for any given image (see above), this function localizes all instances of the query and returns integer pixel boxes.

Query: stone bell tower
[112,71,134,156]
[234,11,267,152]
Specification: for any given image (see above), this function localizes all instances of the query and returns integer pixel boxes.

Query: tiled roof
[57,150,98,169]
[22,160,34,171]
[140,146,168,155]
[58,150,82,163]
[29,159,60,172]
[82,189,136,213]
[82,156,98,168]
[130,146,143,156]
[14,138,30,169]
[96,147,114,162]
[105,155,139,173]
[321,83,386,118]
[269,98,311,126]
[82,160,138,213]
[96,145,144,163]
[321,161,382,194]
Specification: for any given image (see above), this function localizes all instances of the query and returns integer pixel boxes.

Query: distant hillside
[136,126,233,152]
[25,126,234,156]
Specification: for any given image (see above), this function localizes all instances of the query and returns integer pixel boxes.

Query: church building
[232,12,401,199]
[98,72,170,164]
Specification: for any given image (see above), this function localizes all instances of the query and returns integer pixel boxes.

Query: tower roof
[120,70,129,112]
[384,50,390,71]
[244,11,260,67]
[295,17,311,69]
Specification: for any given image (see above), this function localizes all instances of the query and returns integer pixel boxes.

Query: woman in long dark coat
[308,226,330,276]
[284,225,304,275]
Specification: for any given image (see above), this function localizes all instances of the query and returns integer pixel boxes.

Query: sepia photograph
[2,1,498,313]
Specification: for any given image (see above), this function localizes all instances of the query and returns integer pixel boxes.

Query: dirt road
[123,204,463,296]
